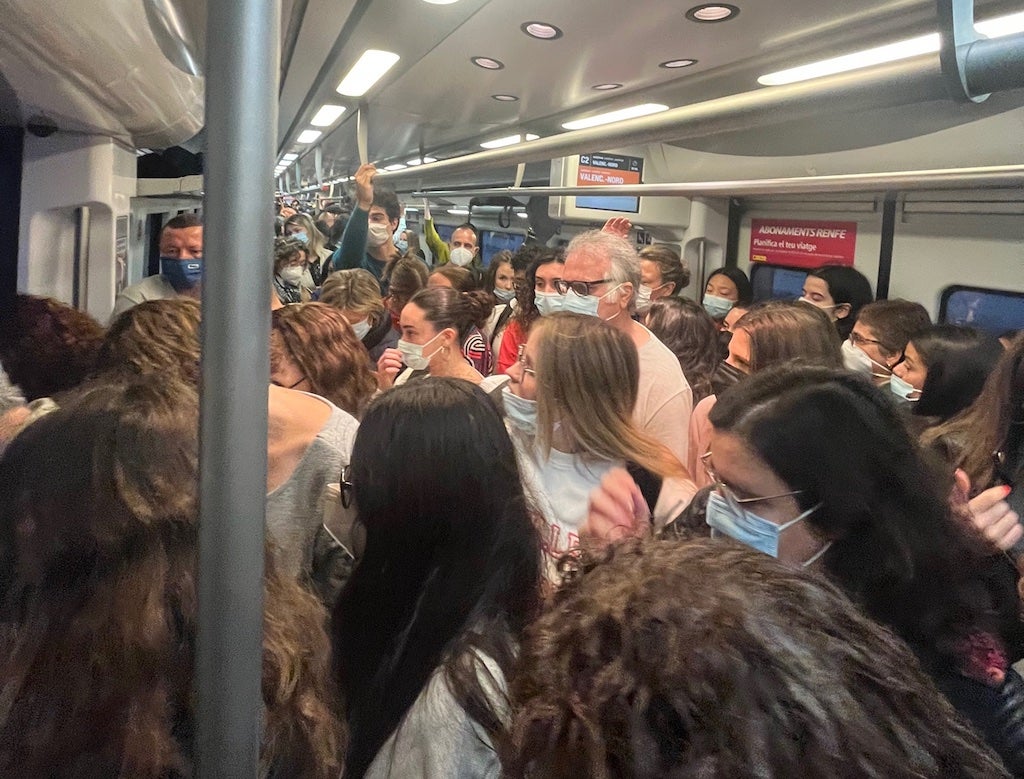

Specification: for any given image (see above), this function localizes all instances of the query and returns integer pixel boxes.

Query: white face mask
[367,222,393,248]
[351,319,371,340]
[890,373,920,402]
[842,339,891,379]
[397,331,444,371]
[635,284,654,312]
[278,266,305,286]
[534,291,564,317]
[797,296,838,311]
[449,246,475,267]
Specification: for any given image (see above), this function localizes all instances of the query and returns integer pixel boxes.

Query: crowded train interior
[2,0,1024,775]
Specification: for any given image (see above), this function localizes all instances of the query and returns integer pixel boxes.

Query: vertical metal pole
[876,193,898,300]
[197,0,279,775]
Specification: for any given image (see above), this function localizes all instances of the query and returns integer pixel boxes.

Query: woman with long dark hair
[703,364,1024,773]
[331,379,542,778]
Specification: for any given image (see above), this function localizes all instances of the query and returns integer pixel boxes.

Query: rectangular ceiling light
[336,50,400,97]
[759,12,1024,87]
[281,153,299,161]
[384,163,407,171]
[561,104,668,130]
[311,104,346,127]
[297,129,322,144]
[480,133,540,150]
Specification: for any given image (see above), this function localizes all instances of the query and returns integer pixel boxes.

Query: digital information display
[575,152,643,214]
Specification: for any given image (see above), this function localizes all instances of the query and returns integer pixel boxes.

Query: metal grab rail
[410,164,1024,201]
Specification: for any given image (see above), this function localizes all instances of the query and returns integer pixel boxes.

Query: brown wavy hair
[0,294,105,400]
[737,299,843,372]
[270,303,376,417]
[99,298,202,384]
[0,377,344,778]
[505,537,1007,778]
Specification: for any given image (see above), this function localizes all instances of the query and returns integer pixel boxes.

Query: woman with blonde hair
[284,211,333,286]
[504,312,696,577]
[271,302,377,418]
[319,269,396,362]
[0,377,344,778]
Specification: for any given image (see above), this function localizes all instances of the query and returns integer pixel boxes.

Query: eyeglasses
[700,451,804,513]
[516,344,536,376]
[554,278,614,297]
[340,465,353,509]
[849,331,883,348]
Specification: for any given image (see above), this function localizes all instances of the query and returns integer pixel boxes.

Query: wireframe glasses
[340,465,354,509]
[516,344,536,376]
[700,451,804,515]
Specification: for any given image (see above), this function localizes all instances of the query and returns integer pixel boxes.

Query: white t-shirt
[110,274,179,321]
[635,325,693,467]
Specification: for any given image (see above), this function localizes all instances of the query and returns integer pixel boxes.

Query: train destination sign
[576,152,643,213]
[750,218,858,268]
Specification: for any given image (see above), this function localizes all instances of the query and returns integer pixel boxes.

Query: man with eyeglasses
[559,230,693,467]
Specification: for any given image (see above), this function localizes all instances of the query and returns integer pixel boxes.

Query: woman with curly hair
[506,537,1007,778]
[100,298,202,384]
[0,294,104,401]
[0,377,344,778]
[271,302,377,418]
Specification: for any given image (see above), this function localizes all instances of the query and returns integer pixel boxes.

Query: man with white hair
[558,230,692,467]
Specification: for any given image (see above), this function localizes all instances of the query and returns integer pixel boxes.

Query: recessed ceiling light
[480,133,540,149]
[336,49,400,97]
[686,4,739,22]
[310,104,346,127]
[516,211,529,218]
[592,83,622,91]
[562,103,668,130]
[471,56,504,70]
[660,58,697,69]
[521,21,563,40]
[448,208,470,215]
[297,130,322,144]
[281,153,299,161]
[492,94,519,101]
[422,0,459,4]
[384,163,407,171]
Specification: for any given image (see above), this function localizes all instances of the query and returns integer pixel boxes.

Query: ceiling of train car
[277,0,1024,191]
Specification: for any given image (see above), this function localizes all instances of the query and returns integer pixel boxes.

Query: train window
[939,285,1024,336]
[750,263,807,302]
[481,230,525,266]
[434,223,455,244]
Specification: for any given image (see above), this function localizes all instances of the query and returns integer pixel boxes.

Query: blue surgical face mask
[291,231,309,244]
[702,293,734,320]
[160,256,203,292]
[705,492,824,564]
[493,287,515,303]
[560,284,624,320]
[534,291,564,317]
[890,373,920,402]
[501,386,537,436]
[395,238,409,254]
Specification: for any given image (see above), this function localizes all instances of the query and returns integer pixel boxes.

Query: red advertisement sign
[749,219,857,268]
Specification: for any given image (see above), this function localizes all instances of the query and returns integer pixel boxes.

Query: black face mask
[711,359,746,396]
